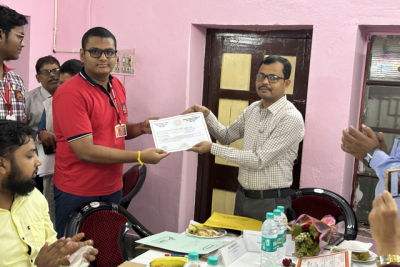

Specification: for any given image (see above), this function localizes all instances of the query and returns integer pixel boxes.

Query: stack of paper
[35,141,55,176]
[204,212,262,231]
[135,231,230,255]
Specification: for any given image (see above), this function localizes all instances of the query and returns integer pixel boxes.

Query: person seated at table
[0,120,98,266]
[369,190,400,266]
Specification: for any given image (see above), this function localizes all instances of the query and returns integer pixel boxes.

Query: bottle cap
[266,212,274,219]
[273,209,281,216]
[277,206,285,212]
[188,251,199,261]
[207,256,219,265]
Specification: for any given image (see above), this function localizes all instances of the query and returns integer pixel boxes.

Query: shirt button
[31,259,33,263]
[27,226,30,230]
[22,237,25,240]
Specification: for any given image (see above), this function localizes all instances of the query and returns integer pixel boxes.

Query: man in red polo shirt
[52,27,169,238]
[0,5,28,122]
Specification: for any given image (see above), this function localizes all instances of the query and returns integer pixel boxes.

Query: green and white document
[135,231,230,254]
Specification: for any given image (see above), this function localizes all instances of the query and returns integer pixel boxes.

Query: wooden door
[194,29,312,223]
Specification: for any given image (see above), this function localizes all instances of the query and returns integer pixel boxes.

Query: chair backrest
[120,164,147,209]
[64,201,153,267]
[291,188,358,240]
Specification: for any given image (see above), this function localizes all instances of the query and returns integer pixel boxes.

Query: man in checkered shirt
[184,55,305,221]
[0,5,28,122]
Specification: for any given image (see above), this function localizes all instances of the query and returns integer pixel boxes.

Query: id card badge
[6,114,16,121]
[115,124,127,138]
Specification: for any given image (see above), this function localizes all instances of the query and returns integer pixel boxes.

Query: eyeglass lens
[88,49,116,58]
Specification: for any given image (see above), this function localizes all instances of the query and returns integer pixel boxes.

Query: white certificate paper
[297,251,351,267]
[149,112,212,152]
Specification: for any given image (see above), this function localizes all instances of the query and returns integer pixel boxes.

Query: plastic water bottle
[207,256,219,266]
[183,252,200,267]
[273,209,285,264]
[277,206,288,255]
[261,212,277,267]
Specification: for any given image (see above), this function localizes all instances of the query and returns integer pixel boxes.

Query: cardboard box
[117,261,146,267]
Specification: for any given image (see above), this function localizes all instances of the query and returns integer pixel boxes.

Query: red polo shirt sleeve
[53,90,93,142]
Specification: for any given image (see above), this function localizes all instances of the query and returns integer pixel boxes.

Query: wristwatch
[362,148,379,168]
[376,254,400,266]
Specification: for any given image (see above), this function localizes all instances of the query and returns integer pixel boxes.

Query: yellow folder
[204,212,262,231]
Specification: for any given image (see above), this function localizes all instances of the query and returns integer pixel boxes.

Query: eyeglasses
[38,68,60,77]
[84,49,117,59]
[255,73,285,83]
[10,30,24,44]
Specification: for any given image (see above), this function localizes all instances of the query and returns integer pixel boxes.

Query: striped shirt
[207,95,305,190]
[0,64,25,121]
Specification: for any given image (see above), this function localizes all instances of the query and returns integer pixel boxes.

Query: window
[355,35,400,223]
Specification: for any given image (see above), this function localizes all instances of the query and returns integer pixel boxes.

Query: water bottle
[183,252,200,267]
[277,206,288,255]
[273,209,285,264]
[207,256,219,266]
[261,212,277,267]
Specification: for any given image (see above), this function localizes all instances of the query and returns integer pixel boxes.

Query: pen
[164,254,203,258]
[165,254,186,257]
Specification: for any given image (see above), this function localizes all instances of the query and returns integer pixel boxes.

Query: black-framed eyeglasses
[38,68,60,77]
[255,73,285,83]
[84,49,117,59]
[10,30,24,44]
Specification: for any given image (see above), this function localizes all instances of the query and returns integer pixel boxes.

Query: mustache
[258,85,272,91]
[48,78,59,82]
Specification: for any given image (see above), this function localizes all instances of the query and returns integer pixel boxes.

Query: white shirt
[25,86,51,132]
[207,95,305,190]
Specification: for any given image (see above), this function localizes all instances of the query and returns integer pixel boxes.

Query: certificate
[149,112,212,152]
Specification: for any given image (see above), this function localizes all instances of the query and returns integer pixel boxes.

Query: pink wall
[5,0,400,233]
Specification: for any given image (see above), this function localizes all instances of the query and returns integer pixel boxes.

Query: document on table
[135,231,230,255]
[149,112,211,152]
[204,212,263,231]
[296,251,351,267]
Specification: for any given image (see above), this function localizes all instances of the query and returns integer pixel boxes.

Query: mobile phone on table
[385,169,400,197]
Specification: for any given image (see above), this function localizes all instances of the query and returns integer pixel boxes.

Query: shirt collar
[39,86,52,99]
[0,194,27,213]
[3,63,14,73]
[259,95,288,115]
[79,67,114,87]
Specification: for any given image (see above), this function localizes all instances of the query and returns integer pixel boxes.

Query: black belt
[238,184,295,199]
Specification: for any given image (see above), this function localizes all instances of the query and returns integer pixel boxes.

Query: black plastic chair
[120,164,147,209]
[64,201,153,267]
[290,188,358,240]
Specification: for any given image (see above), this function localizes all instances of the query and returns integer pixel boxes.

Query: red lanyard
[108,82,122,125]
[0,74,12,116]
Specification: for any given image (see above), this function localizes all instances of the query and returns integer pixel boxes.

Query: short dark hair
[60,59,83,76]
[81,27,117,50]
[259,55,292,80]
[35,55,60,74]
[0,120,34,160]
[0,5,28,38]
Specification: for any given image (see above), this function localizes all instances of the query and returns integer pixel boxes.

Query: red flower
[282,258,292,266]
[312,232,321,242]
[302,224,310,232]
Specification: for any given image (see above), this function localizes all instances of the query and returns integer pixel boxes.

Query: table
[130,235,377,267]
